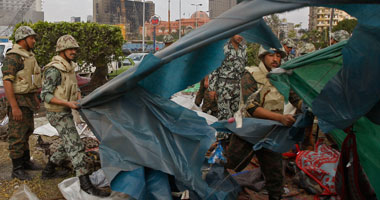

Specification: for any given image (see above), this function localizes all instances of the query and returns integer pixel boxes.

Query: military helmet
[258,45,287,60]
[163,34,174,43]
[282,38,296,48]
[56,35,80,52]
[298,43,316,55]
[15,26,37,42]
[331,30,350,43]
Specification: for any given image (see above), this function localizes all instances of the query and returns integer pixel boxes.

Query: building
[0,0,44,26]
[142,11,210,40]
[93,0,155,39]
[309,7,355,31]
[209,0,237,19]
[279,19,295,40]
[71,17,81,22]
[87,15,94,22]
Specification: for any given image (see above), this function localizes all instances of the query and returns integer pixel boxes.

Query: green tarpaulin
[269,41,380,196]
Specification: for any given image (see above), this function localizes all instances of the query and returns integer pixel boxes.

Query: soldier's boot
[79,174,111,197]
[41,161,69,179]
[11,158,32,180]
[23,150,42,170]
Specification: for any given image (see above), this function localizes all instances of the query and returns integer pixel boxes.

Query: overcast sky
[43,0,309,28]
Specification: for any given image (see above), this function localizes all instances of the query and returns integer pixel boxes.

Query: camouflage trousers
[226,134,284,199]
[215,81,240,120]
[7,106,34,159]
[47,111,89,176]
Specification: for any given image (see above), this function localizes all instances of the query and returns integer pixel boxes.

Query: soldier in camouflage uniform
[226,46,302,200]
[330,30,350,45]
[2,26,43,180]
[40,35,109,197]
[194,75,218,117]
[281,38,296,62]
[298,42,316,56]
[163,34,174,48]
[209,35,247,120]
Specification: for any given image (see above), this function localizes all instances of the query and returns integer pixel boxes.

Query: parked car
[127,53,148,66]
[108,57,135,79]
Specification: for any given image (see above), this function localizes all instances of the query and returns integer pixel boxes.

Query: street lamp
[190,3,202,29]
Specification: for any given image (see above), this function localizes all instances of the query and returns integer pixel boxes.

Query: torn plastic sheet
[80,87,230,199]
[212,109,314,153]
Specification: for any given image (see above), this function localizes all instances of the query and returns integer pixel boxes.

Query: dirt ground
[0,113,70,200]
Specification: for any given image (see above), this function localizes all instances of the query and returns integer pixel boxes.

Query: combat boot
[41,161,69,179]
[23,150,42,170]
[12,158,32,180]
[79,174,111,197]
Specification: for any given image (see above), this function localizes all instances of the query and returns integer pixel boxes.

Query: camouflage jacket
[209,41,247,92]
[2,53,39,110]
[40,67,62,104]
[241,68,301,116]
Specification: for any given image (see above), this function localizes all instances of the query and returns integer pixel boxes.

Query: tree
[246,43,260,66]
[264,14,281,37]
[12,22,124,93]
[332,19,358,34]
[288,30,297,39]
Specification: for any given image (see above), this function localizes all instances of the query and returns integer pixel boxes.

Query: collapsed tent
[79,0,380,199]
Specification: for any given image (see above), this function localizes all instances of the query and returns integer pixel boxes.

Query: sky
[43,0,309,28]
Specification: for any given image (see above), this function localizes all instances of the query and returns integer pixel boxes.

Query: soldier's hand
[12,107,23,121]
[279,114,296,127]
[67,101,80,109]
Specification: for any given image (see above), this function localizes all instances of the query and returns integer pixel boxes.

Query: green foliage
[12,21,125,70]
[288,30,297,39]
[246,43,260,66]
[300,29,329,49]
[332,19,358,34]
[264,14,281,37]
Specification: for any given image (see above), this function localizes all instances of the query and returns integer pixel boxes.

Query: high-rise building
[309,7,355,31]
[208,0,236,19]
[93,0,155,39]
[0,0,44,26]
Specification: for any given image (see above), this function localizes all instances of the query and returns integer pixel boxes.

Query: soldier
[163,34,174,48]
[194,75,218,117]
[209,35,247,120]
[40,35,110,197]
[298,42,316,56]
[281,38,296,62]
[330,30,350,45]
[2,26,42,180]
[226,46,301,200]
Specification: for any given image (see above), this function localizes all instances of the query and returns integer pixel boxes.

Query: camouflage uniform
[226,46,300,200]
[209,40,247,120]
[298,43,316,56]
[331,30,350,43]
[194,76,218,117]
[40,35,90,176]
[282,38,296,62]
[2,27,40,160]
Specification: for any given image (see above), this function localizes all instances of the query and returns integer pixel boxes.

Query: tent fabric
[311,4,380,132]
[212,108,313,153]
[78,0,380,199]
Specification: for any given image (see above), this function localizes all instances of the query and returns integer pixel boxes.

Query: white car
[0,42,13,86]
[127,53,148,66]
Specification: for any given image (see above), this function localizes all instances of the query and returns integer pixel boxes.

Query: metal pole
[153,26,156,52]
[168,0,171,33]
[142,0,146,52]
[329,8,335,46]
[179,0,181,39]
[196,4,198,29]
